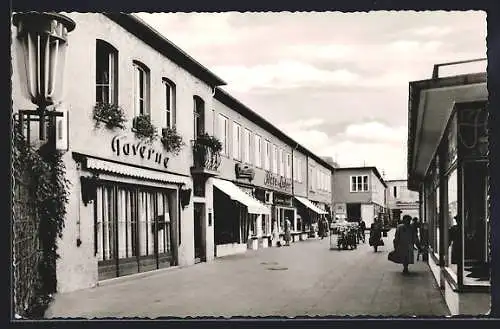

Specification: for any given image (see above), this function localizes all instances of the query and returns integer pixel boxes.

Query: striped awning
[85,157,187,185]
[295,196,328,215]
[213,179,270,215]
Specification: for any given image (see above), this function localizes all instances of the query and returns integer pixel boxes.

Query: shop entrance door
[94,182,175,281]
[194,202,206,263]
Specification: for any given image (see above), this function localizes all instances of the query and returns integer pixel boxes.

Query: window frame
[244,128,252,164]
[217,114,229,156]
[254,134,262,168]
[96,40,118,105]
[193,95,205,138]
[133,60,150,117]
[350,175,370,192]
[272,144,278,175]
[233,121,242,161]
[162,78,176,129]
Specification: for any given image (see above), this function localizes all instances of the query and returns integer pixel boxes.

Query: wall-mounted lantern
[180,188,192,209]
[12,12,76,141]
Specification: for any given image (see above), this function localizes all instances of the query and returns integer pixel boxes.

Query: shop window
[462,160,490,285]
[445,167,458,279]
[96,40,118,104]
[95,184,173,280]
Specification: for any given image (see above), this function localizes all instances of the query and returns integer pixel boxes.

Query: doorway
[194,202,206,263]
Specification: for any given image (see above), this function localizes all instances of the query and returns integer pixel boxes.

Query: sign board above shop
[111,134,170,169]
[264,171,292,192]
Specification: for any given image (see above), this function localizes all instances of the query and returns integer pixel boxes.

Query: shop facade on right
[407,60,490,315]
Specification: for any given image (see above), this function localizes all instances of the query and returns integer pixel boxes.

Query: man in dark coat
[395,215,420,274]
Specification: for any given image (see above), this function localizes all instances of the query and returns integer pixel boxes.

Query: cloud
[136,11,486,180]
[213,60,360,92]
[341,121,408,144]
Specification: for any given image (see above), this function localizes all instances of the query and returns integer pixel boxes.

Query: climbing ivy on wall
[12,120,70,318]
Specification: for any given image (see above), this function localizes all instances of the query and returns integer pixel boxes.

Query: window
[133,61,150,116]
[96,40,118,104]
[297,159,302,182]
[393,186,398,198]
[244,128,252,164]
[264,140,271,170]
[217,114,229,155]
[272,144,278,174]
[446,167,458,279]
[286,153,292,179]
[162,78,176,128]
[293,156,297,181]
[254,135,262,167]
[279,149,284,176]
[193,96,205,137]
[233,122,242,160]
[309,168,313,190]
[351,175,369,192]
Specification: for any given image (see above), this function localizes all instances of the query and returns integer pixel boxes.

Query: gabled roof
[334,166,387,188]
[103,13,226,87]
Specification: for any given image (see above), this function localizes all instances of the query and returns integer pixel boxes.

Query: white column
[293,208,298,231]
[257,214,263,237]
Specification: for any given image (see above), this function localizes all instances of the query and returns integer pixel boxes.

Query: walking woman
[394,215,420,274]
[369,218,383,252]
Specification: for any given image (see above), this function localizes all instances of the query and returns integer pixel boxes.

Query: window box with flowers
[132,114,157,143]
[161,127,185,155]
[92,102,127,130]
[192,133,223,171]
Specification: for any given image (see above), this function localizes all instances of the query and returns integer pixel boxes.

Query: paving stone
[46,230,449,318]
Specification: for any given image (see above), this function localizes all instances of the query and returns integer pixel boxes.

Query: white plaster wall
[11,13,214,292]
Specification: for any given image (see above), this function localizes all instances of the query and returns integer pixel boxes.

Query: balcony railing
[191,139,222,173]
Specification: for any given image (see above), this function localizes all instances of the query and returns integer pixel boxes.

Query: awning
[212,179,270,215]
[295,196,328,215]
[85,157,187,185]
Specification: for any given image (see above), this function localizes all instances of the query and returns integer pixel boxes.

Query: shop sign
[111,135,170,169]
[335,203,346,214]
[235,163,255,181]
[264,171,292,190]
[458,105,488,158]
[274,194,292,207]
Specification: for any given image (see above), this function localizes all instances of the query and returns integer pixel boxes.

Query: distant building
[320,156,339,168]
[384,179,419,225]
[332,166,387,228]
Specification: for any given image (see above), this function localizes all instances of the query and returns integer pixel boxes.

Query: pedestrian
[358,219,366,243]
[448,215,460,265]
[272,219,280,247]
[284,217,292,246]
[417,221,429,261]
[394,214,420,274]
[318,217,325,239]
[369,218,383,252]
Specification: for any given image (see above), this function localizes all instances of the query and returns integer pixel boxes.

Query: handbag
[388,250,401,263]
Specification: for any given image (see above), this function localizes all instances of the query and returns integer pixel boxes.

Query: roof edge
[103,13,226,87]
[214,87,335,172]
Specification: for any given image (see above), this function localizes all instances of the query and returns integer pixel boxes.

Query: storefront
[408,69,489,315]
[72,152,189,281]
[294,196,328,238]
[212,178,270,256]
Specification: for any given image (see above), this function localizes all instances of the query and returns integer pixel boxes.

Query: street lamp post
[12,12,75,142]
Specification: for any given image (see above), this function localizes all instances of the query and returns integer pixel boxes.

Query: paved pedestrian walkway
[46,229,449,318]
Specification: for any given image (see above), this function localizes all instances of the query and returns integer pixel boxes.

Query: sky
[136,11,486,180]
